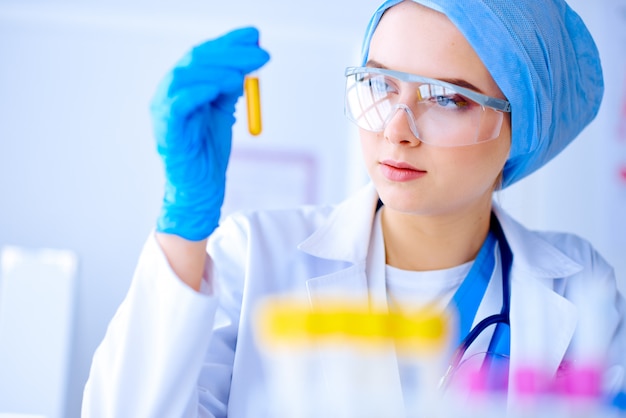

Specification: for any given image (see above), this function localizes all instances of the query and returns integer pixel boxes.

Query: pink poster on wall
[221,148,319,217]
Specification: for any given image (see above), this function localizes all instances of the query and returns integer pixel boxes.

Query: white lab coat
[82,183,626,417]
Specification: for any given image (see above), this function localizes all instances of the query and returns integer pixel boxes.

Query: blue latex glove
[151,27,270,241]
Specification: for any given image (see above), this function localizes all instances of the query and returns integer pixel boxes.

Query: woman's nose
[383,105,422,146]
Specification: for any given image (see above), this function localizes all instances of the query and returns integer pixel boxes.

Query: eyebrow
[365,59,486,94]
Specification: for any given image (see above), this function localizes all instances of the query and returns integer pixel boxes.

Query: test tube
[245,72,262,136]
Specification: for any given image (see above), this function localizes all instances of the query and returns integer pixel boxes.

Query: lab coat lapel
[305,262,405,416]
[302,182,379,307]
[302,183,406,416]
[493,205,581,393]
[305,263,370,306]
[509,272,578,376]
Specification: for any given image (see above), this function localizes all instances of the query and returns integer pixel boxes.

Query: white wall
[0,0,622,417]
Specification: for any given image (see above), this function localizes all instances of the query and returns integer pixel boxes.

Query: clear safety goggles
[344,67,511,147]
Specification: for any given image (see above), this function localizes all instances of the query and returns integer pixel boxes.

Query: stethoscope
[375,201,513,389]
[439,212,513,390]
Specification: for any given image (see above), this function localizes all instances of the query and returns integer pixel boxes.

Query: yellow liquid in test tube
[245,74,262,136]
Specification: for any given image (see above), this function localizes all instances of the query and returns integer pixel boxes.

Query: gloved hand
[151,27,270,241]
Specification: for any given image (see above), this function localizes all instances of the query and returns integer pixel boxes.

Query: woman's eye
[355,74,397,94]
[434,95,469,109]
[367,77,396,93]
[418,84,471,110]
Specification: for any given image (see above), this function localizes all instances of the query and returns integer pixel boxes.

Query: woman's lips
[379,160,426,182]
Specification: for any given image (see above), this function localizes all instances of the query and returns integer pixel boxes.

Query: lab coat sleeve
[82,232,219,417]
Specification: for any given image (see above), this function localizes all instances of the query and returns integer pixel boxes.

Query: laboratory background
[0,0,624,416]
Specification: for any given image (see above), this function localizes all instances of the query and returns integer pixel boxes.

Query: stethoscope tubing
[439,214,512,389]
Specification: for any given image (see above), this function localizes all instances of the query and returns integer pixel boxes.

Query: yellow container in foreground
[256,298,452,355]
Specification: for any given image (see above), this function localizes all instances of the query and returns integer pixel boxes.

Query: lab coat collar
[298,183,379,263]
[299,182,583,280]
[491,203,583,278]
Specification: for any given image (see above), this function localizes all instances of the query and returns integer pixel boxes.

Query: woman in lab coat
[83,0,626,416]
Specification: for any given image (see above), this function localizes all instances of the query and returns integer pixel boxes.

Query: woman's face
[361,1,511,217]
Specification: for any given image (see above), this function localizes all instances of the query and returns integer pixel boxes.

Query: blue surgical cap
[361,0,604,188]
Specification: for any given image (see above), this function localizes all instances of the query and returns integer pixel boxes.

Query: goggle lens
[344,68,507,147]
